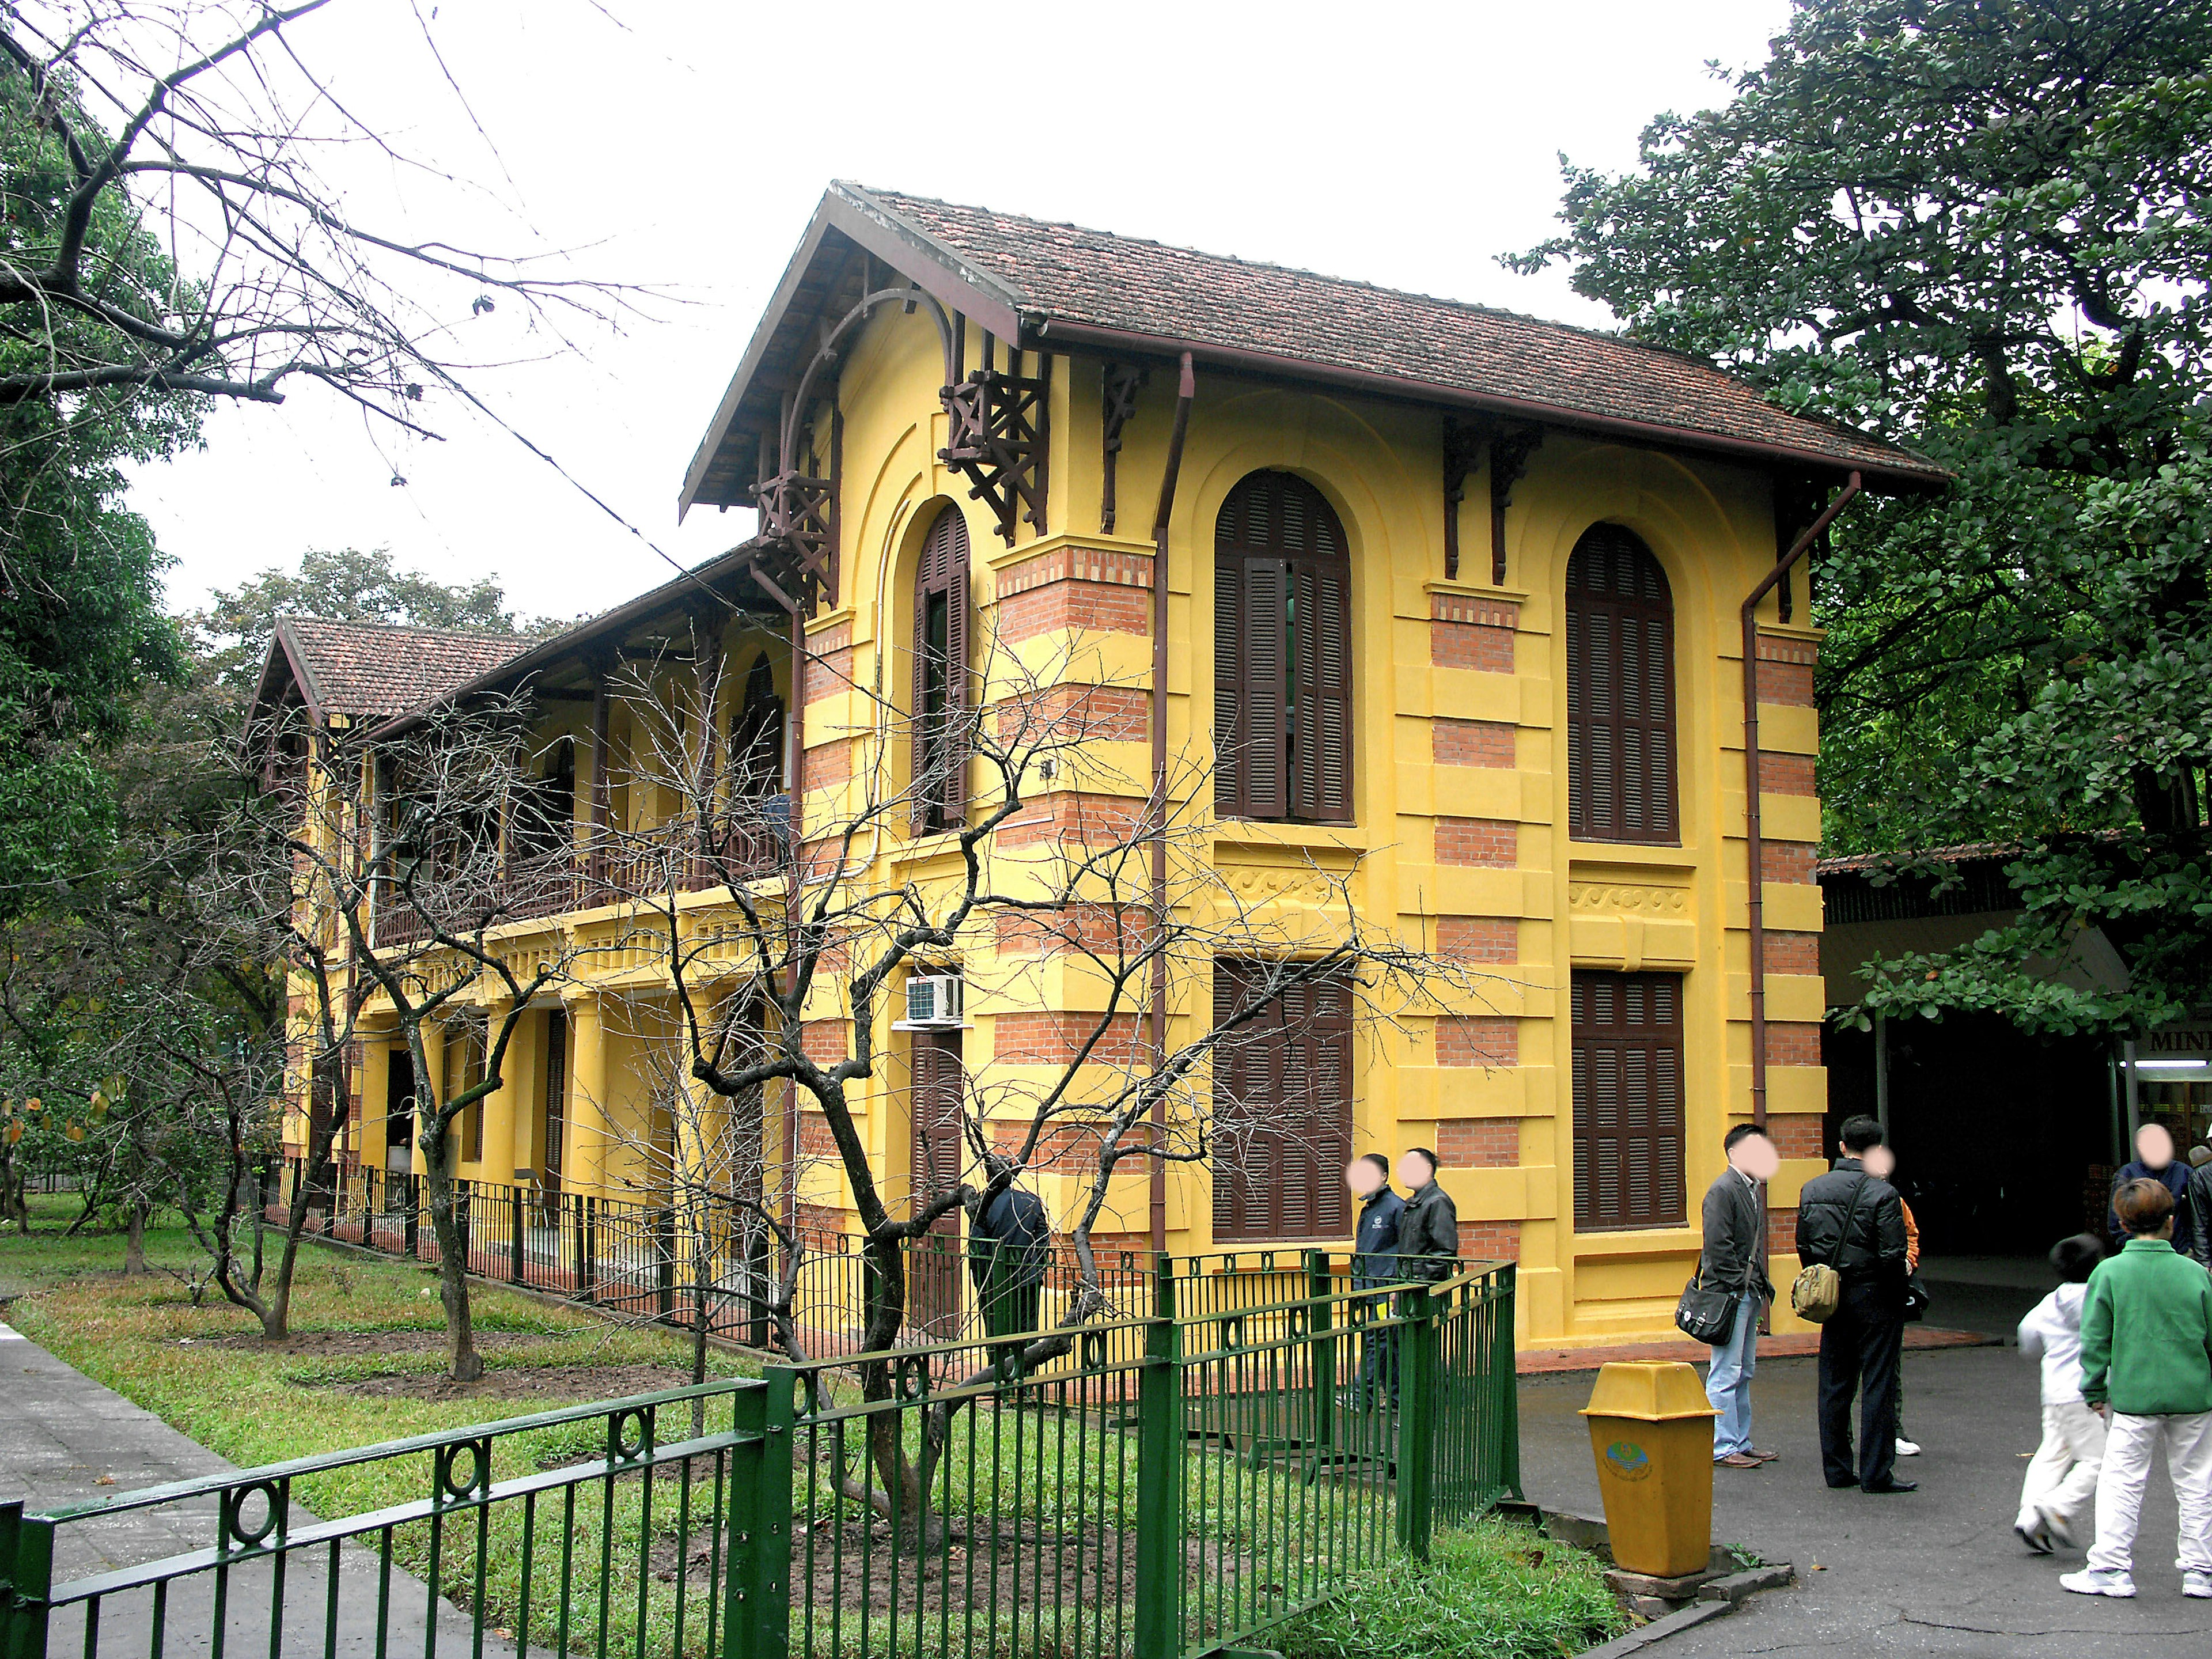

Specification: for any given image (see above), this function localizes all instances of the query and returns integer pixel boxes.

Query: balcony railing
[372,802,788,948]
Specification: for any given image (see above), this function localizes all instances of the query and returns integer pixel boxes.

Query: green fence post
[720,1375,793,1659]
[1133,1314,1184,1659]
[511,1183,526,1282]
[1,1506,53,1659]
[1306,1249,1334,1463]
[1152,1250,1176,1321]
[1395,1286,1437,1561]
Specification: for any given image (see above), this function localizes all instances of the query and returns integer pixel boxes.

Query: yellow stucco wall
[292,300,1830,1346]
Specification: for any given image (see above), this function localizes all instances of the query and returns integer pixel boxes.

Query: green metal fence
[1,1262,1517,1659]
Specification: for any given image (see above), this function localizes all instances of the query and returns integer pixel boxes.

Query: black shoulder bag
[1675,1183,1750,1346]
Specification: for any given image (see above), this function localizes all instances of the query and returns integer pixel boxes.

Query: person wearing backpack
[1794,1115,1914,1493]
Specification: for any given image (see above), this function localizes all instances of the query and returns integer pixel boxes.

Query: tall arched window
[1213,471,1354,822]
[911,505,971,832]
[1565,524,1677,843]
[729,654,785,797]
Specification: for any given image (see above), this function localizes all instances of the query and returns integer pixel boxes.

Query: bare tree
[594,616,1500,1520]
[0,2,631,419]
[282,693,596,1379]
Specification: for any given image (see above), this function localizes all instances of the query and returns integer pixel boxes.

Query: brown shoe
[1748,1448,1781,1463]
[1715,1452,1764,1468]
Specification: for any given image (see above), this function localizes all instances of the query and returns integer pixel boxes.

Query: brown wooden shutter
[1571,971,1685,1230]
[1214,472,1353,823]
[911,506,971,831]
[1566,525,1677,843]
[1210,961,1354,1242]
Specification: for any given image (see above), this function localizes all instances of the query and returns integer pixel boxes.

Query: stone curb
[1697,1562,1798,1603]
[1579,1599,1734,1656]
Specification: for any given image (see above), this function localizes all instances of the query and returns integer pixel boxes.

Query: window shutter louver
[1214,558,1247,819]
[911,507,972,832]
[1214,472,1353,824]
[1566,525,1677,844]
[1571,971,1686,1230]
[1210,960,1355,1242]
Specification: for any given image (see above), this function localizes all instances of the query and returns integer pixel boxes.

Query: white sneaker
[2036,1505,2076,1551]
[2060,1567,2137,1598]
[2184,1570,2212,1600]
[1895,1437,1921,1456]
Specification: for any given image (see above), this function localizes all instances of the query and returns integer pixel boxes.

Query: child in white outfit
[2016,1233,2107,1553]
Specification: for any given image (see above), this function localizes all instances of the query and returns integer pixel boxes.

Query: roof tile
[281,618,526,719]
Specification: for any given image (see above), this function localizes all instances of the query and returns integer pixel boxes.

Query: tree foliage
[1514,0,2212,1032]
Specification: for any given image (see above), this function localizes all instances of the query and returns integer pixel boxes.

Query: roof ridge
[284,615,522,641]
[848,182,1774,384]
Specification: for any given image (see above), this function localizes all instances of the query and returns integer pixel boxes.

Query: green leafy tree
[1514,0,2212,1033]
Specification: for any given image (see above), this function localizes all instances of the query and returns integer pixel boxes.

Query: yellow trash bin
[1579,1361,1717,1578]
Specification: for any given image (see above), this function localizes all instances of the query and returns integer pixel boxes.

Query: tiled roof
[278,618,527,719]
[846,184,1942,486]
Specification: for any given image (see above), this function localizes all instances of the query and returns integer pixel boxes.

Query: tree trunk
[420,1135,482,1382]
[124,1200,149,1275]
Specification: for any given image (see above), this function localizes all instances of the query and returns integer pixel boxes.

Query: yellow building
[263,183,1944,1346]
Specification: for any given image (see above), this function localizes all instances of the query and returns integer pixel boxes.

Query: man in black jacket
[1395,1147,1460,1281]
[1347,1153,1406,1400]
[967,1155,1051,1340]
[2187,1144,2212,1271]
[1795,1115,1915,1494]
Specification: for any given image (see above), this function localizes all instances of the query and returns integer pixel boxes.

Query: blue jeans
[1704,1292,1760,1458]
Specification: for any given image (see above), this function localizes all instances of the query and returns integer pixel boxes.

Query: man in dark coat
[1701,1124,1779,1469]
[2186,1144,2212,1271]
[1394,1147,1459,1281]
[1346,1153,1405,1400]
[967,1154,1051,1340]
[2110,1123,2195,1260]
[1796,1115,1915,1493]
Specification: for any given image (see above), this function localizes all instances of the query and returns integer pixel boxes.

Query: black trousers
[1817,1276,1904,1487]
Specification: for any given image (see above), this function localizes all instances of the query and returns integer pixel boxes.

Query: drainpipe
[782,597,805,1238]
[1742,470,1861,1127]
[1147,353,1196,1255]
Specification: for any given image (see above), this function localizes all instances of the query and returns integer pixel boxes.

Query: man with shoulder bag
[1684,1124,1779,1469]
[1795,1116,1915,1494]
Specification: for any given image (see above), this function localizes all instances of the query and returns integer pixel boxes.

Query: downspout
[1147,353,1196,1255]
[1741,470,1861,1127]
[782,597,805,1237]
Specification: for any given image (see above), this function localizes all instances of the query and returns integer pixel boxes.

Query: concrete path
[1,1324,515,1659]
[1518,1272,2212,1657]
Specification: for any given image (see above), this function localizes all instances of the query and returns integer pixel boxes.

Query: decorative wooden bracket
[752,468,838,612]
[1100,361,1145,534]
[1487,426,1543,587]
[940,333,1050,545]
[1771,475,1828,623]
[1441,415,1483,581]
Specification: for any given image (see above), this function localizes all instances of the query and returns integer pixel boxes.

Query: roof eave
[676,182,1030,521]
[1033,319,1949,493]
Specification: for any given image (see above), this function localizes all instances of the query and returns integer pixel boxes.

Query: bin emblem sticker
[1603,1440,1652,1480]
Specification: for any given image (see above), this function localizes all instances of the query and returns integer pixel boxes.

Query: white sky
[130,0,1791,626]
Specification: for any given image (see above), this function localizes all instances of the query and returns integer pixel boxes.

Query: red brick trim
[1759,752,1816,795]
[1435,917,1517,964]
[1437,817,1517,868]
[1431,594,1518,673]
[1764,931,1819,975]
[1438,1119,1518,1168]
[1755,634,1816,707]
[1760,842,1817,885]
[1433,719,1515,767]
[994,547,1154,643]
[1767,1022,1823,1066]
[994,1012,1145,1067]
[1437,1016,1518,1067]
[803,622,855,706]
[993,684,1150,742]
[998,791,1147,850]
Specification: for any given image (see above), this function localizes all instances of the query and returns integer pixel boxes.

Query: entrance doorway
[384,1049,416,1177]
[541,1008,567,1221]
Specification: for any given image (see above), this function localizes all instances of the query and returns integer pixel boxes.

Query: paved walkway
[1518,1272,2212,1656]
[1,1324,513,1659]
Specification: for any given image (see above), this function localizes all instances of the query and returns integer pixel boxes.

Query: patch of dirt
[654,1521,1248,1615]
[199,1329,555,1357]
[317,1362,694,1402]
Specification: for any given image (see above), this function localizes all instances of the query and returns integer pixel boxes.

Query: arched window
[1213,471,1354,822]
[1566,524,1677,844]
[911,505,971,832]
[729,654,785,797]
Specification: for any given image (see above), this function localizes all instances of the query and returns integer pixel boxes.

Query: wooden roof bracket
[939,326,1051,546]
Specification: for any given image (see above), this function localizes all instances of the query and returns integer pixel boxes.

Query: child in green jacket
[2062,1178,2212,1600]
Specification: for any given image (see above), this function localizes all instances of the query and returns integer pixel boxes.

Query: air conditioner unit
[904,974,965,1028]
